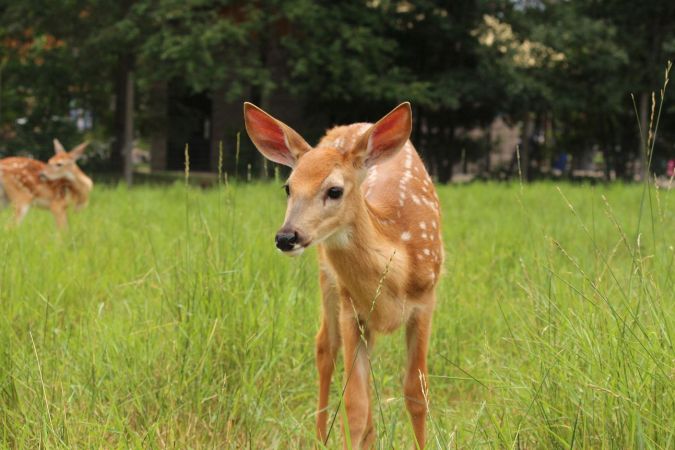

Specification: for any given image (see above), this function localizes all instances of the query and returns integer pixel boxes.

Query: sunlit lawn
[0,181,673,448]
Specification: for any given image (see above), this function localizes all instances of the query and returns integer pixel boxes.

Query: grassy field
[0,180,672,448]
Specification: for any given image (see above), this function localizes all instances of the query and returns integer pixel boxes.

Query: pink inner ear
[247,108,292,164]
[367,108,409,164]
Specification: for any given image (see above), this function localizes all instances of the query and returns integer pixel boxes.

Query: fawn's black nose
[275,230,298,251]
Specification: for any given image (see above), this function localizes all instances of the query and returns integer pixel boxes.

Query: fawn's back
[319,124,444,289]
[0,157,69,206]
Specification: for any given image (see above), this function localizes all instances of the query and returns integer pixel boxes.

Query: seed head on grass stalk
[556,78,671,386]
[218,141,224,263]
[630,61,671,300]
[184,144,191,271]
[218,141,224,186]
[184,144,190,186]
[235,131,240,181]
[228,135,239,254]
[515,144,523,192]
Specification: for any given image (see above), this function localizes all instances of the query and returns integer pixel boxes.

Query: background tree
[0,0,673,182]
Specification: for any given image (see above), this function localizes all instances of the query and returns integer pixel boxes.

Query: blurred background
[0,0,673,184]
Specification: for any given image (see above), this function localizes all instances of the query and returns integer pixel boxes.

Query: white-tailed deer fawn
[0,139,93,228]
[244,102,442,448]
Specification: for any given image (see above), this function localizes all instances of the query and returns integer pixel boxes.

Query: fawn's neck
[323,193,405,307]
[69,169,93,205]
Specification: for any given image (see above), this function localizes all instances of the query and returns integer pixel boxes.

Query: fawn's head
[41,139,89,181]
[244,102,412,256]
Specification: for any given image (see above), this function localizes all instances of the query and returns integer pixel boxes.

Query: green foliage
[137,2,266,95]
[0,1,674,172]
[0,11,78,157]
[284,1,431,108]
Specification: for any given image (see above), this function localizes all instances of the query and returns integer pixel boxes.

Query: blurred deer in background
[244,102,443,449]
[0,139,93,229]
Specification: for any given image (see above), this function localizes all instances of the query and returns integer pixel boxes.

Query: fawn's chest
[324,242,420,333]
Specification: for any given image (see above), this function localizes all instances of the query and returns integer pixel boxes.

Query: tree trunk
[210,85,228,175]
[436,123,454,184]
[0,64,3,127]
[519,112,535,182]
[461,147,468,174]
[149,80,168,172]
[543,113,554,172]
[112,56,128,173]
[122,69,134,185]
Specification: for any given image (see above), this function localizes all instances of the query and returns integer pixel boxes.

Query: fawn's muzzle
[275,229,299,252]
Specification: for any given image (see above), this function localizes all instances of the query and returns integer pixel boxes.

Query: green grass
[0,181,672,448]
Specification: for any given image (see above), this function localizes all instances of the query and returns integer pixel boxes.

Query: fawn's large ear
[70,141,89,159]
[53,139,66,154]
[351,103,412,169]
[243,102,312,168]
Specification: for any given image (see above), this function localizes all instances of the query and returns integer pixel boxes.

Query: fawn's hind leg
[13,202,30,226]
[404,300,434,449]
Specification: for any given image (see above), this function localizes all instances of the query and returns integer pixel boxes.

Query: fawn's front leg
[316,267,341,443]
[404,301,434,449]
[340,299,375,449]
[50,202,68,229]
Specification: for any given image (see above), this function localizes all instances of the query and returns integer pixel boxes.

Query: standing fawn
[244,102,443,448]
[0,139,93,228]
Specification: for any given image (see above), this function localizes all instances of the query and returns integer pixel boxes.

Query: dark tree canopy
[0,0,673,181]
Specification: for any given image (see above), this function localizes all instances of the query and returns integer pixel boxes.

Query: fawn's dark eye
[283,184,290,197]
[327,187,343,199]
